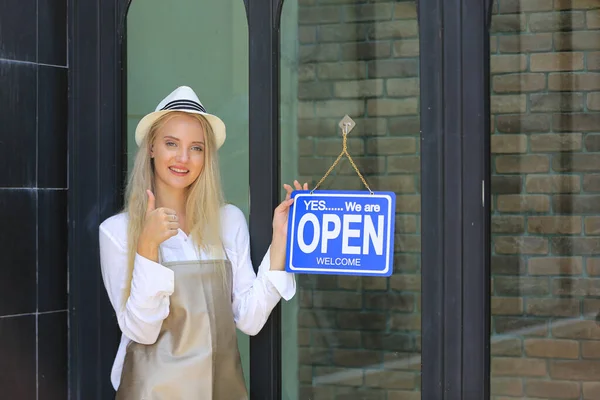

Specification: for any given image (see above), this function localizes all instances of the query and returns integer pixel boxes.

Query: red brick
[317,62,367,80]
[491,94,527,113]
[587,258,600,276]
[526,379,581,399]
[332,349,382,367]
[530,93,584,112]
[490,14,527,33]
[555,31,600,51]
[582,341,600,359]
[492,297,523,315]
[552,320,600,340]
[344,3,393,22]
[550,360,600,381]
[498,34,553,53]
[333,79,383,98]
[491,357,547,377]
[526,175,580,193]
[555,0,600,9]
[390,274,420,291]
[364,370,417,390]
[495,317,549,336]
[496,0,553,13]
[318,23,368,43]
[548,73,600,91]
[393,39,420,57]
[524,338,580,359]
[588,10,600,28]
[387,390,420,400]
[367,98,418,116]
[584,383,600,399]
[491,134,527,153]
[494,236,548,254]
[494,276,550,296]
[368,20,418,40]
[491,377,523,396]
[528,257,583,275]
[495,155,550,173]
[299,6,341,24]
[530,133,583,152]
[491,55,527,73]
[526,298,580,317]
[491,338,523,356]
[585,216,600,235]
[300,44,340,62]
[390,314,421,331]
[530,52,585,72]
[313,291,362,309]
[314,366,363,386]
[584,174,600,192]
[496,114,550,133]
[529,11,586,32]
[554,278,600,297]
[492,216,525,234]
[394,3,417,19]
[497,195,550,212]
[493,73,546,92]
[528,216,582,234]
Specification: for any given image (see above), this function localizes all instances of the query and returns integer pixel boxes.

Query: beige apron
[116,248,248,400]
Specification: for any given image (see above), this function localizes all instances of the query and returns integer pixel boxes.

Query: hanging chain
[311,117,373,195]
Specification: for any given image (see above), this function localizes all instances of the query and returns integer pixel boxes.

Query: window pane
[281,1,422,398]
[126,0,250,389]
[489,2,600,398]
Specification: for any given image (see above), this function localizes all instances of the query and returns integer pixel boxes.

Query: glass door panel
[281,1,422,398]
[489,2,600,398]
[125,0,251,389]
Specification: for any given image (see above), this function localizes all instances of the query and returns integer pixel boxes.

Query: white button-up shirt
[99,204,296,390]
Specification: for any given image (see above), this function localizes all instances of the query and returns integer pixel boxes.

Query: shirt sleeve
[224,206,297,336]
[99,223,175,345]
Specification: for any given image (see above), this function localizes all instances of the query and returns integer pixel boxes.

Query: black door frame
[67,0,493,398]
[419,0,493,397]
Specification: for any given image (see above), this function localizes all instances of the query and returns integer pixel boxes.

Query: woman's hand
[137,190,179,262]
[269,180,308,271]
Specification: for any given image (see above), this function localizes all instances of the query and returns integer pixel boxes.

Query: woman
[99,86,304,399]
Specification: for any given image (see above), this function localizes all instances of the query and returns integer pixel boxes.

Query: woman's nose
[176,149,189,162]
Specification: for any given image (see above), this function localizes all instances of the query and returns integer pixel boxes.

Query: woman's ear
[149,143,154,158]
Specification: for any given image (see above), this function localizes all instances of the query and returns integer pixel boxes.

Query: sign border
[285,190,396,277]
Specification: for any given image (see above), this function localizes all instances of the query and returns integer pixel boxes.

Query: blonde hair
[123,112,226,299]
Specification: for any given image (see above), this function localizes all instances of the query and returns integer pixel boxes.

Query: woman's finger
[276,197,294,213]
[283,184,293,201]
[294,180,302,191]
[303,182,309,190]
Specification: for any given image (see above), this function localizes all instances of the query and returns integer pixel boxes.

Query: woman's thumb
[146,190,156,213]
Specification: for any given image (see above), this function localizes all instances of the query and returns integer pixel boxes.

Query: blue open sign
[285,190,396,277]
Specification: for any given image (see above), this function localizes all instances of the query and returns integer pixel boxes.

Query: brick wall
[295,1,422,399]
[489,2,600,399]
[294,0,600,399]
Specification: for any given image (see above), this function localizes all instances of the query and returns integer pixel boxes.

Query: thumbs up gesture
[137,190,179,259]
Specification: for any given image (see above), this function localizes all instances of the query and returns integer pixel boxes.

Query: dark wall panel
[0,0,68,398]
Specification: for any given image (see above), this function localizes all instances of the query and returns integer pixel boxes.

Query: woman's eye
[192,146,203,152]
[166,141,176,147]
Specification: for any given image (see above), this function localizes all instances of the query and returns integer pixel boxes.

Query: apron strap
[158,245,165,265]
[221,244,231,262]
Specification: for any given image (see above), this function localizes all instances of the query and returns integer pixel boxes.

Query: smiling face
[150,113,206,191]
